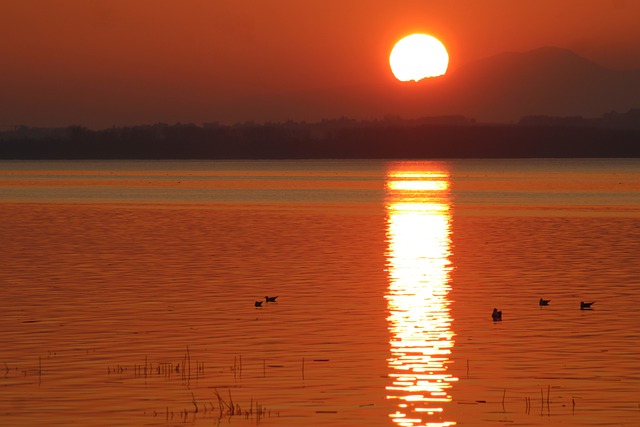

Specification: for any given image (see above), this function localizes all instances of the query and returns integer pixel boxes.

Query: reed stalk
[191,391,198,413]
[228,389,235,415]
[213,388,226,415]
[186,345,191,384]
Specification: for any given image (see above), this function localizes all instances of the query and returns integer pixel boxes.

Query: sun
[389,34,449,82]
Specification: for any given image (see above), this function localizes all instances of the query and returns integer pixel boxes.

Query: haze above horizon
[2,0,640,129]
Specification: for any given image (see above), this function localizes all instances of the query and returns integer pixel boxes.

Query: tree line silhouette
[1,112,639,159]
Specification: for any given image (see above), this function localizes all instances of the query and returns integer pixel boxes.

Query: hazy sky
[2,0,640,128]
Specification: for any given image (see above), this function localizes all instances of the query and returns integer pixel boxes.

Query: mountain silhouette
[439,46,640,121]
[232,47,640,124]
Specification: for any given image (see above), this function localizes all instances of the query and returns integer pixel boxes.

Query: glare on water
[385,164,457,427]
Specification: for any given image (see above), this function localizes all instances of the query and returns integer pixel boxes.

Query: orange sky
[2,0,639,128]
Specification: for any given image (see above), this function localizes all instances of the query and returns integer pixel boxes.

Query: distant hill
[440,46,640,121]
[237,47,640,124]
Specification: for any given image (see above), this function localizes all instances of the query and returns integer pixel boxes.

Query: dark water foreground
[1,159,639,426]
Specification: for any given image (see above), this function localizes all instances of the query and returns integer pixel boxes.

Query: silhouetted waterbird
[265,296,278,303]
[580,301,595,310]
[539,298,551,306]
[255,301,263,307]
[492,308,502,321]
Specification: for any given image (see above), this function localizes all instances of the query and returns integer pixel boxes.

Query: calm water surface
[0,159,639,427]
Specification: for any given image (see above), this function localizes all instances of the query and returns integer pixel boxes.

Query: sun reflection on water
[385,163,457,427]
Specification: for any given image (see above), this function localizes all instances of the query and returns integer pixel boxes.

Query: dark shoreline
[2,114,639,160]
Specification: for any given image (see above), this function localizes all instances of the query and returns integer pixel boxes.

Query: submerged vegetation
[4,348,276,424]
[3,349,588,424]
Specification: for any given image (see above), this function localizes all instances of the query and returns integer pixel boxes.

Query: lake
[0,159,639,427]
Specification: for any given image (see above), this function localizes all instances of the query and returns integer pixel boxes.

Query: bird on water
[580,301,595,310]
[539,298,551,306]
[492,308,502,321]
[265,296,278,303]
[255,301,263,307]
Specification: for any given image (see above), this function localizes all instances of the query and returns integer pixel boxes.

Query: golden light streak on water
[387,180,449,192]
[385,162,457,427]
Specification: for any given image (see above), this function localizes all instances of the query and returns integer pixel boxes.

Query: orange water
[0,159,639,426]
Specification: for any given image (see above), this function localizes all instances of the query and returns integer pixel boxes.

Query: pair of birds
[539,298,596,310]
[255,295,278,307]
[492,299,596,321]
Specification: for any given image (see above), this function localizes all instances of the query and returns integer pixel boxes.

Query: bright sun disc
[390,34,449,82]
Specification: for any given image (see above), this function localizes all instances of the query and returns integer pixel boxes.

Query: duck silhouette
[492,308,502,321]
[539,298,551,306]
[265,296,278,303]
[255,301,263,308]
[580,301,595,310]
